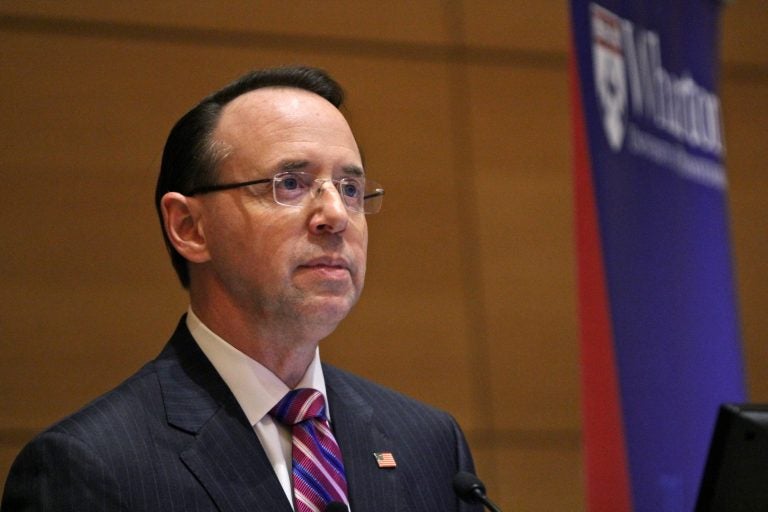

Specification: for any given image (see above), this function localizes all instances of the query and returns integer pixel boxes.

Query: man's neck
[189,299,321,389]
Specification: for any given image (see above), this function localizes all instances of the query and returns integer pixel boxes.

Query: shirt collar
[185,307,329,426]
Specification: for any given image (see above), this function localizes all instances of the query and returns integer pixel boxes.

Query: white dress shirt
[186,307,330,508]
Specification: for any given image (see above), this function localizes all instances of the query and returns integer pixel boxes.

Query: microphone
[453,471,503,512]
[325,502,348,512]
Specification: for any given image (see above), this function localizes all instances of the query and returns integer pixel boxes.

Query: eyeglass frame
[185,170,384,214]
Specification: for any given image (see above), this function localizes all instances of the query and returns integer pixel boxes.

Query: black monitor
[696,403,768,511]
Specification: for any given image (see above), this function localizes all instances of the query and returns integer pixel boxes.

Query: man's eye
[281,177,299,190]
[341,181,361,198]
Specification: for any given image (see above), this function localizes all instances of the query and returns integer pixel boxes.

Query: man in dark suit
[2,67,482,511]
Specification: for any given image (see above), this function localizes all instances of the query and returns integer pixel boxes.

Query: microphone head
[324,501,349,512]
[453,471,487,503]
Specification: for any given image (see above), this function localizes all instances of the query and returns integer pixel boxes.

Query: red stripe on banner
[569,41,633,512]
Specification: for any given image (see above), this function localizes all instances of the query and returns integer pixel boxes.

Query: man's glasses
[187,171,384,214]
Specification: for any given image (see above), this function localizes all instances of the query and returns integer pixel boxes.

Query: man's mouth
[298,257,351,278]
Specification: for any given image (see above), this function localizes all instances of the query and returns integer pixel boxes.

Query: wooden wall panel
[722,78,768,401]
[721,0,768,66]
[467,64,579,434]
[486,443,583,510]
[462,1,569,53]
[0,0,454,45]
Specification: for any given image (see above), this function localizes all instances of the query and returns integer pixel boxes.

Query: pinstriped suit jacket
[1,318,482,511]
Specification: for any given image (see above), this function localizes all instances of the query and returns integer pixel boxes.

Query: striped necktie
[270,388,349,512]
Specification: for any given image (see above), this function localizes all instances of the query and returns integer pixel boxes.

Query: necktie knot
[270,388,327,426]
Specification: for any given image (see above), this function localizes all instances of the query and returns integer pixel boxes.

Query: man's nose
[308,181,350,234]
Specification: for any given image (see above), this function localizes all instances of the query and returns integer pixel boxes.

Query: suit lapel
[179,410,290,512]
[325,366,404,511]
[155,319,292,512]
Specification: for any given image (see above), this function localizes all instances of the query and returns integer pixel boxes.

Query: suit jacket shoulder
[1,318,289,512]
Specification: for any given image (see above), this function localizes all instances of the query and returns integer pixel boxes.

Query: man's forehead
[212,86,361,171]
[214,86,353,146]
[222,86,334,121]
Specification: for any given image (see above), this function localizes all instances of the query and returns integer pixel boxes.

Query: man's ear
[160,192,210,263]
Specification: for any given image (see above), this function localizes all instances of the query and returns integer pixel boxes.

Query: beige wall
[1,2,766,510]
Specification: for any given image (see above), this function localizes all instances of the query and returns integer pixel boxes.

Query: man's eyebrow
[342,165,364,177]
[276,160,310,172]
[274,160,364,176]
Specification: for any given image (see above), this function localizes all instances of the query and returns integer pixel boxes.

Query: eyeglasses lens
[273,172,382,214]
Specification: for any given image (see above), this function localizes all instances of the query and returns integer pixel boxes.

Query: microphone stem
[472,488,502,512]
[482,496,502,512]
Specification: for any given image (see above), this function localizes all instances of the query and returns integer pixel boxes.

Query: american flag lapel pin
[373,452,397,469]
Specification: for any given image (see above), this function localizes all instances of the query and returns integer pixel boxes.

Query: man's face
[193,87,368,334]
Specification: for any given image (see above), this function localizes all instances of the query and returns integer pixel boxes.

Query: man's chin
[301,294,358,325]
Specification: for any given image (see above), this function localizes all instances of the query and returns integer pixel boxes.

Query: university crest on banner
[591,4,627,152]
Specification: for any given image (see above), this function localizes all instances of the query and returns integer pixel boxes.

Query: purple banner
[570,1,746,510]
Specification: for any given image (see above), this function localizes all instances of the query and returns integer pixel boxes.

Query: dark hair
[155,66,345,288]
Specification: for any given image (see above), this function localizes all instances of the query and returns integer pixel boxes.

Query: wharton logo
[591,3,627,151]
[589,3,724,157]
